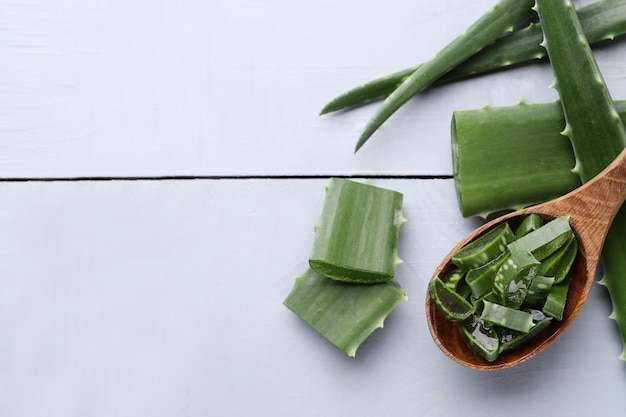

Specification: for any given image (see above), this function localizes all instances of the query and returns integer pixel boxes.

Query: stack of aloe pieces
[284,178,407,357]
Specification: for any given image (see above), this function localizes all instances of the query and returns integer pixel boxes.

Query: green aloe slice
[428,276,475,322]
[480,300,535,333]
[510,216,573,261]
[284,268,407,357]
[451,222,515,270]
[460,315,500,362]
[499,310,552,352]
[309,178,406,284]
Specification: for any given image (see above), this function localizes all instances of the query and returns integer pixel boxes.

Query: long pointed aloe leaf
[283,268,407,357]
[321,0,626,116]
[535,0,626,181]
[353,0,535,152]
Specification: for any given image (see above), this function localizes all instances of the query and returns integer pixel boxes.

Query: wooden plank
[5,0,618,178]
[0,178,622,415]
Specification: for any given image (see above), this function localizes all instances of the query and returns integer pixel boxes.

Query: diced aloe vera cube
[466,251,510,299]
[428,276,475,322]
[309,178,406,284]
[480,300,535,333]
[542,278,571,320]
[283,268,407,357]
[460,315,500,362]
[524,275,555,307]
[512,216,573,261]
[499,310,552,352]
[538,233,578,284]
[515,214,544,239]
[493,245,540,309]
[451,222,515,270]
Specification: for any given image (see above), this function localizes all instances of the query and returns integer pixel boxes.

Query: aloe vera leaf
[309,178,406,284]
[536,0,626,182]
[452,100,626,218]
[283,268,407,357]
[319,0,626,115]
[353,0,535,152]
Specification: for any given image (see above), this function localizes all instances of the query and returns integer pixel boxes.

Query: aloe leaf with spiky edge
[320,0,626,116]
[353,0,535,153]
[535,0,626,181]
[451,0,626,359]
[284,268,407,357]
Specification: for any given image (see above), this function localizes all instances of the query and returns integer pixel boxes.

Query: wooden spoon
[426,147,626,370]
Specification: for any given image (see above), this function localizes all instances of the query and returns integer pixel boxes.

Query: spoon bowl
[426,147,626,370]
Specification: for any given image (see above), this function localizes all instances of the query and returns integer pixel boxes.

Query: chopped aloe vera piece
[309,178,406,284]
[471,291,498,314]
[460,315,500,362]
[542,279,571,321]
[481,300,535,333]
[515,214,544,239]
[538,234,578,284]
[466,251,510,299]
[451,222,515,270]
[524,275,555,307]
[499,310,552,352]
[511,216,573,261]
[428,276,475,322]
[443,268,471,299]
[283,268,407,357]
[493,245,540,309]
[443,268,464,290]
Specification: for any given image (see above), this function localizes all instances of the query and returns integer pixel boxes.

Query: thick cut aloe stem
[320,0,626,115]
[452,101,626,217]
[353,0,535,152]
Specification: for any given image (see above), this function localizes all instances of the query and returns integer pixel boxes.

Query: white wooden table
[3,0,626,415]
